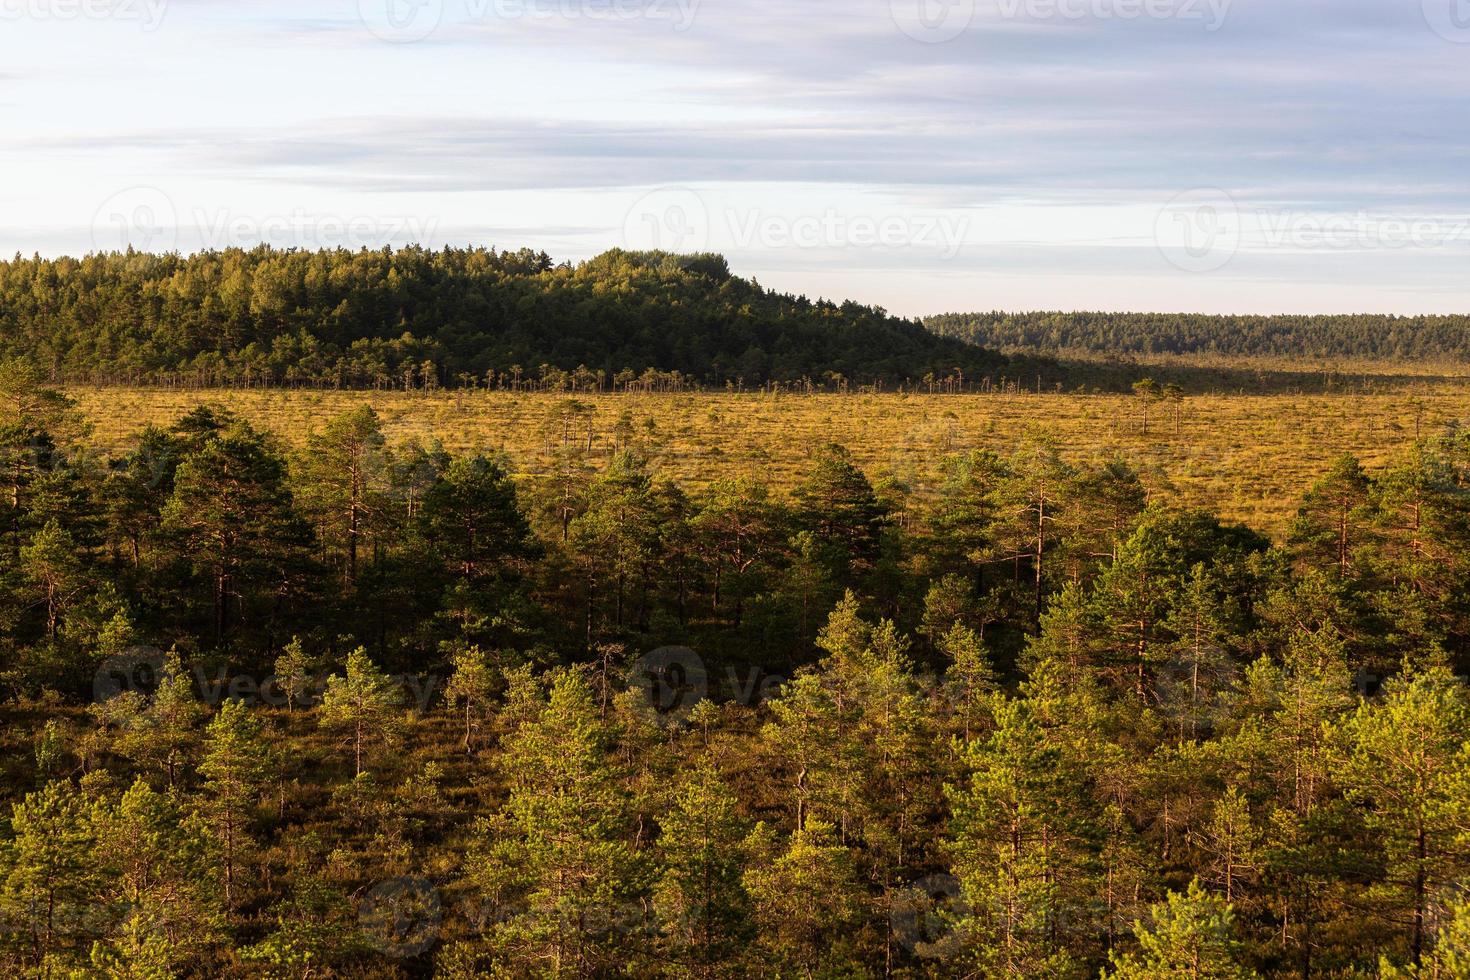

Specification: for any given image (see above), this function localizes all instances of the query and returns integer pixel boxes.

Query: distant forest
[926,311,1470,362]
[0,247,1006,389]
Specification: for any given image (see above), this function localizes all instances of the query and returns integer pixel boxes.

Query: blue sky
[2,0,1468,316]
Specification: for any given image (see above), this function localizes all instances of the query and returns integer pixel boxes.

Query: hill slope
[0,247,1005,388]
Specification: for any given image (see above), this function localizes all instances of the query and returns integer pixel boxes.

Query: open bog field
[67,383,1470,536]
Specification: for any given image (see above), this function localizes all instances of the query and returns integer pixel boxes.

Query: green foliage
[1104,881,1256,979]
[928,309,1470,362]
[0,247,1003,387]
[317,646,404,776]
[2,371,1470,977]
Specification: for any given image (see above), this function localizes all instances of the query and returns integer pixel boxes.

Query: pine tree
[945,697,1097,977]
[92,778,221,970]
[1380,895,1470,979]
[443,644,497,752]
[297,406,387,587]
[119,650,207,788]
[792,443,888,584]
[317,646,403,776]
[938,622,996,741]
[742,818,867,976]
[652,756,750,977]
[160,423,315,640]
[467,668,644,976]
[1104,880,1256,979]
[198,699,268,910]
[272,635,313,712]
[1288,454,1373,578]
[20,520,83,640]
[0,779,97,968]
[1194,788,1260,905]
[1337,669,1470,966]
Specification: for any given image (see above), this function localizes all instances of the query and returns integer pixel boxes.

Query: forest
[926,311,1470,362]
[0,247,1007,390]
[1,356,1469,978]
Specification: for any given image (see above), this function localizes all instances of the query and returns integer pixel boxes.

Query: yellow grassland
[65,384,1470,536]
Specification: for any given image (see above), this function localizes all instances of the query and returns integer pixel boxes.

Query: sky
[1,0,1468,317]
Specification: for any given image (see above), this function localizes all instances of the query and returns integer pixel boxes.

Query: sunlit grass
[66,384,1470,536]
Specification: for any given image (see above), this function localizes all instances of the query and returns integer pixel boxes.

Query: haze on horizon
[1,0,1467,318]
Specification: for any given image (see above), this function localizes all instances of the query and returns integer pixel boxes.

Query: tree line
[926,311,1470,362]
[0,247,1008,390]
[2,361,1470,976]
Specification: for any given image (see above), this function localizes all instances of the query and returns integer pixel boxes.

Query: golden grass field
[66,383,1470,537]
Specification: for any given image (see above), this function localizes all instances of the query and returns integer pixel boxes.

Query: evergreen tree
[198,698,268,910]
[272,635,313,712]
[1104,880,1256,980]
[792,443,888,584]
[742,819,867,976]
[297,406,387,586]
[443,644,497,752]
[1337,669,1470,966]
[0,779,97,969]
[652,756,750,977]
[945,697,1096,977]
[160,423,315,640]
[317,646,404,776]
[467,669,645,976]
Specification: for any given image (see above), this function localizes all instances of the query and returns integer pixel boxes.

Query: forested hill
[0,246,1005,388]
[926,310,1470,361]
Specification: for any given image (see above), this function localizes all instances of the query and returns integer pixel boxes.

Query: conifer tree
[318,646,403,776]
[1337,669,1470,966]
[1104,880,1256,980]
[443,644,498,752]
[945,697,1097,977]
[0,779,97,968]
[742,818,867,976]
[198,699,268,910]
[467,669,644,975]
[652,756,750,976]
[272,635,313,712]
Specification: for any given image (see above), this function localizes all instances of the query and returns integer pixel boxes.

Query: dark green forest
[3,360,1470,977]
[0,247,1005,390]
[926,311,1470,362]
